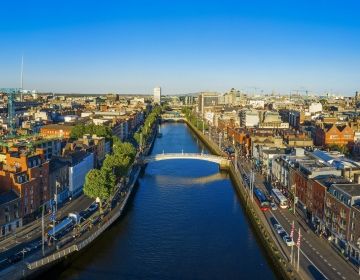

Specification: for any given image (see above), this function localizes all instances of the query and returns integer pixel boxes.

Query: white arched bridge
[142,153,230,169]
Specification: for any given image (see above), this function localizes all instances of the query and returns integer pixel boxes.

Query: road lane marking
[269,212,329,280]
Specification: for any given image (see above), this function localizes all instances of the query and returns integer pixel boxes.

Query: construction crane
[290,89,310,100]
[0,88,20,137]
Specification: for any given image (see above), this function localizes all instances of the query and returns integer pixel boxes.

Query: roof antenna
[20,54,24,101]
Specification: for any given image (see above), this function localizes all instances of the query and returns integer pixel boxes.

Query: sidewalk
[0,195,92,253]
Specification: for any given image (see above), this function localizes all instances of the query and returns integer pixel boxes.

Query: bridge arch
[142,153,230,169]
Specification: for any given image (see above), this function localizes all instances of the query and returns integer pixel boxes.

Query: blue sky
[0,0,359,95]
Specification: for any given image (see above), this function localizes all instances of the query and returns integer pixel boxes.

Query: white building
[34,111,50,121]
[68,151,94,197]
[205,112,215,125]
[309,102,323,114]
[153,86,161,104]
[198,92,219,115]
[249,100,265,109]
[240,109,260,127]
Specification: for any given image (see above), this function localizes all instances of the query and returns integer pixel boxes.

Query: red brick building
[311,176,349,231]
[324,184,360,252]
[315,123,354,147]
[0,147,50,222]
[40,124,74,139]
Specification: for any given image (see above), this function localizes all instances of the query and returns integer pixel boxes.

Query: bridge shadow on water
[143,171,229,187]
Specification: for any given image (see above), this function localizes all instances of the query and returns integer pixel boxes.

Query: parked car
[283,235,295,246]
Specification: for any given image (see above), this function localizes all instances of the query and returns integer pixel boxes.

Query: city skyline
[0,1,359,95]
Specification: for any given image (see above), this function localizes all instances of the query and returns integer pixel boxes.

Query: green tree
[328,144,350,156]
[70,123,112,140]
[83,169,110,201]
[133,131,141,145]
[113,142,136,160]
[70,124,86,139]
[103,153,132,179]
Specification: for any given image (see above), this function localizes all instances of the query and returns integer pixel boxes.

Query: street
[207,126,360,280]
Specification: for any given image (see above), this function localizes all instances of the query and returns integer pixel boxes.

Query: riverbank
[183,118,301,280]
[0,122,159,280]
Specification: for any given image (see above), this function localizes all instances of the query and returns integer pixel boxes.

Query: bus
[253,187,270,211]
[48,217,74,240]
[271,188,288,209]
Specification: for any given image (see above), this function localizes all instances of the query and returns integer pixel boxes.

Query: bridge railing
[143,153,227,164]
[148,153,223,158]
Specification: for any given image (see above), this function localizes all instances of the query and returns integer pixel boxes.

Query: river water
[49,122,277,280]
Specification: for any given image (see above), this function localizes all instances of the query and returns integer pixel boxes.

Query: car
[88,203,99,212]
[274,224,285,234]
[283,235,295,246]
[80,210,92,219]
[270,202,278,210]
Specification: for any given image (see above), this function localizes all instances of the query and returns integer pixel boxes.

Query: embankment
[184,118,300,280]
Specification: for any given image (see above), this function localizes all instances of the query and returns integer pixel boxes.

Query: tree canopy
[134,105,162,145]
[71,123,112,140]
[83,169,112,200]
[83,106,161,202]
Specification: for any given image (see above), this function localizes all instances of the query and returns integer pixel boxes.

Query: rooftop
[332,184,360,197]
[314,175,350,188]
[49,158,69,172]
[0,191,19,206]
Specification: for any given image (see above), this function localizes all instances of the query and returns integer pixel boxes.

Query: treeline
[182,107,208,131]
[83,139,136,205]
[134,106,162,147]
[70,123,113,140]
[83,105,161,207]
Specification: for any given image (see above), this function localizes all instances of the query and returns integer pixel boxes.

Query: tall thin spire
[20,54,24,101]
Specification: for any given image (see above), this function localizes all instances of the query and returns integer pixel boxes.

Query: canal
[49,122,277,280]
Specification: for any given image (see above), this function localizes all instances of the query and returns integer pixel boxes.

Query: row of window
[1,220,20,236]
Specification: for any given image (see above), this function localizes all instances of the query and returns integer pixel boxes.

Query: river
[47,122,277,280]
